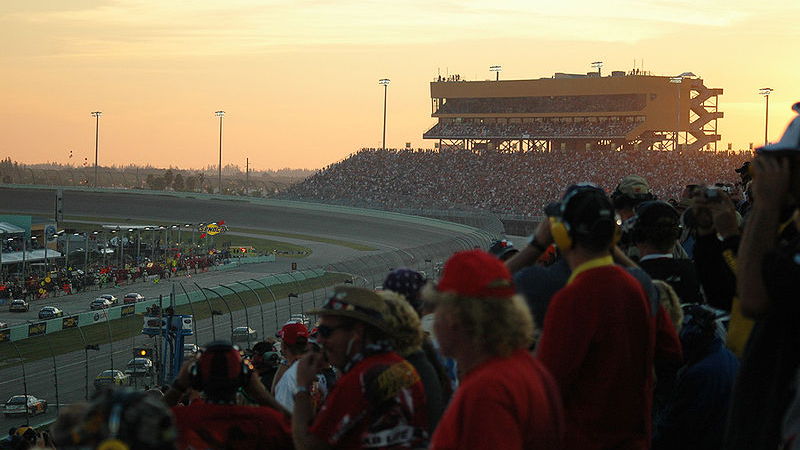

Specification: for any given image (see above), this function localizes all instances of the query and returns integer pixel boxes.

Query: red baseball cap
[437,249,515,298]
[278,322,309,345]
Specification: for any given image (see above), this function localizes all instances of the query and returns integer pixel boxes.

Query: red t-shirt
[430,349,564,450]
[172,401,293,449]
[310,351,428,449]
[537,265,656,450]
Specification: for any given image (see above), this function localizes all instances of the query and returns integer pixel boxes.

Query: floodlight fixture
[489,65,502,81]
[591,61,603,77]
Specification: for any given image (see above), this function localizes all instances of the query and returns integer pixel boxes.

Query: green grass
[0,272,350,367]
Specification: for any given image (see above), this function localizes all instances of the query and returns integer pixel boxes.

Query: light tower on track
[214,110,225,194]
[490,65,502,81]
[759,87,774,146]
[591,61,604,77]
[379,79,390,151]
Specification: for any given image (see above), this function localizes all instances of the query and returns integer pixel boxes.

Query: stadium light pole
[379,79,390,150]
[91,111,102,187]
[759,88,774,146]
[670,76,683,151]
[591,61,604,77]
[489,65,502,81]
[215,110,225,194]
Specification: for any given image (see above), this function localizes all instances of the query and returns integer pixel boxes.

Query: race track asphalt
[0,186,492,429]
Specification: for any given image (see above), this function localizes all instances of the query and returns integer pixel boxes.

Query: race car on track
[3,395,47,418]
[90,298,113,310]
[38,306,64,320]
[123,293,145,304]
[93,370,130,389]
[98,294,118,305]
[8,299,29,313]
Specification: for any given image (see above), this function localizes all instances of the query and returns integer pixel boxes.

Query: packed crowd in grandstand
[282,147,750,216]
[424,119,638,139]
[435,94,647,114]
[4,109,800,450]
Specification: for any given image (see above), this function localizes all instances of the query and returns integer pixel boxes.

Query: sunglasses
[316,324,350,338]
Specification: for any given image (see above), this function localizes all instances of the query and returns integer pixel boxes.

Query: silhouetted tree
[184,175,196,192]
[172,173,184,191]
[163,169,174,189]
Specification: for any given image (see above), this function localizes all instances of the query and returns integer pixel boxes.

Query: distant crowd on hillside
[281,148,751,216]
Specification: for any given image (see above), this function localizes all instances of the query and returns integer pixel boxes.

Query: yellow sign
[199,223,228,236]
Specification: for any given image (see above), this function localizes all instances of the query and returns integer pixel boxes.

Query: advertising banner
[28,322,46,337]
[62,316,78,329]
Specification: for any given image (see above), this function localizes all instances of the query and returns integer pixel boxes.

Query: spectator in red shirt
[426,249,564,450]
[292,286,429,449]
[165,341,293,450]
[536,184,675,450]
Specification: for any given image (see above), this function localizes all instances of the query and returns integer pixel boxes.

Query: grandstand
[423,71,722,153]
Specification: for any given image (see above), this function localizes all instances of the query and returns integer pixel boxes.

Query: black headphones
[550,184,620,249]
[189,341,251,392]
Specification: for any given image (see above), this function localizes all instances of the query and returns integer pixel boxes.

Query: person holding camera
[292,286,429,450]
[688,185,741,312]
[166,340,293,449]
[725,103,800,450]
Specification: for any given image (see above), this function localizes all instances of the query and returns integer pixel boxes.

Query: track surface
[0,187,483,428]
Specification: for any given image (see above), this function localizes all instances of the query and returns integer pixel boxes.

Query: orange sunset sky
[1,0,798,171]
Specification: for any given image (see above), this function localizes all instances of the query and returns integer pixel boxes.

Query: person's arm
[164,361,193,407]
[506,219,553,274]
[292,353,330,450]
[271,360,290,393]
[738,156,791,318]
[244,371,291,416]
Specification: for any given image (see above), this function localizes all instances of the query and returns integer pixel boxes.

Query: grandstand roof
[430,74,693,99]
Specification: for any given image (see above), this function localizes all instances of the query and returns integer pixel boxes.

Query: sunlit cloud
[3,0,788,60]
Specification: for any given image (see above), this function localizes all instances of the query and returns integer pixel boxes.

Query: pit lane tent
[1,249,63,264]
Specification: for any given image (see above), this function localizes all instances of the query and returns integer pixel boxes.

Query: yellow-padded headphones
[549,184,621,250]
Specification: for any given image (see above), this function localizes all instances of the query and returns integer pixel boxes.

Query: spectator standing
[426,249,564,450]
[379,290,447,433]
[165,341,293,449]
[292,286,428,449]
[654,304,739,450]
[726,104,800,449]
[273,322,310,411]
[631,200,703,303]
[536,183,672,450]
[56,388,176,449]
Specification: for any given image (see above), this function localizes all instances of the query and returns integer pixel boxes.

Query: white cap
[758,102,800,154]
